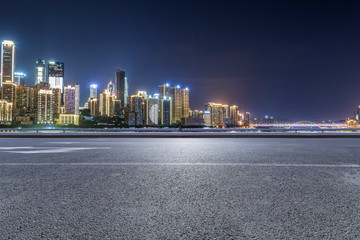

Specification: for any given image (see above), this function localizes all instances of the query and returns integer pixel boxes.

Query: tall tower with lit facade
[48,61,64,93]
[144,95,159,125]
[1,40,15,86]
[63,84,80,114]
[115,69,126,107]
[35,59,46,85]
[37,89,54,124]
[181,88,189,118]
[99,90,115,117]
[90,84,98,99]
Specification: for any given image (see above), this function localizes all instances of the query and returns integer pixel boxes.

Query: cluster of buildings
[0,39,250,127]
[0,40,80,125]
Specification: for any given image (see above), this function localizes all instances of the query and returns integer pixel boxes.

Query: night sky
[1,1,360,121]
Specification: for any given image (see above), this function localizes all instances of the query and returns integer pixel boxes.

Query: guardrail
[0,127,360,133]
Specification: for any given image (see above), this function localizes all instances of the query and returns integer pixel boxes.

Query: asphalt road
[0,138,359,239]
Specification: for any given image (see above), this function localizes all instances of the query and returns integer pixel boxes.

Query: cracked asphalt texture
[0,138,359,239]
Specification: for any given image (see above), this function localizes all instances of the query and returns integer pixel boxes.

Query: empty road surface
[0,138,359,239]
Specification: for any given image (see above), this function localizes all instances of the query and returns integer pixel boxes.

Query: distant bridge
[251,121,353,129]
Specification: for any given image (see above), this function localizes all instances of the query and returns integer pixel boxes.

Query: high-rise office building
[1,40,15,86]
[124,77,128,106]
[144,95,159,125]
[0,100,13,123]
[90,84,98,99]
[181,88,189,118]
[99,90,115,117]
[159,97,172,125]
[107,81,115,96]
[35,59,46,85]
[15,85,29,116]
[14,72,26,86]
[115,69,126,107]
[63,84,80,114]
[48,61,64,93]
[37,89,54,124]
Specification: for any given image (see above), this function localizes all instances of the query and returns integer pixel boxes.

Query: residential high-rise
[63,84,80,114]
[15,85,29,116]
[99,90,115,117]
[158,83,170,100]
[0,100,13,123]
[1,40,15,86]
[230,105,241,126]
[52,88,62,119]
[88,98,99,117]
[159,97,172,125]
[181,88,189,118]
[31,82,51,112]
[1,81,16,114]
[90,84,98,99]
[115,69,126,107]
[127,95,144,126]
[35,59,46,84]
[244,112,251,127]
[37,89,54,124]
[107,81,115,96]
[170,85,181,123]
[144,95,159,125]
[205,102,229,127]
[14,72,26,86]
[48,61,64,93]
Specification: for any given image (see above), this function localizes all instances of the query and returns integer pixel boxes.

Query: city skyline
[1,1,360,120]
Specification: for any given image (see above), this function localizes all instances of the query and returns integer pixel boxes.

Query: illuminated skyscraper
[158,83,170,100]
[35,59,46,84]
[37,89,54,124]
[1,40,15,86]
[115,69,126,107]
[205,102,228,127]
[48,61,64,93]
[244,112,251,127]
[170,85,181,123]
[52,88,62,119]
[107,81,115,96]
[181,88,189,118]
[0,100,13,123]
[63,84,80,114]
[99,90,115,117]
[159,97,172,125]
[144,95,159,125]
[88,98,99,117]
[230,105,239,126]
[14,72,26,86]
[1,81,16,114]
[127,95,144,126]
[15,85,29,116]
[90,84,97,99]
